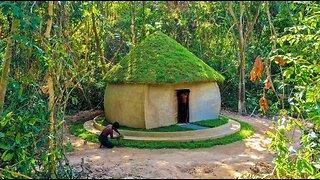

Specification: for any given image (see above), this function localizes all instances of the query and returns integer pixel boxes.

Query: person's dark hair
[112,122,120,129]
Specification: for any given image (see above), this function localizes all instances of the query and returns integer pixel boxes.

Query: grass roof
[104,31,225,84]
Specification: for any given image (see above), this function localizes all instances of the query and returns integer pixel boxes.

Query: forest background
[0,1,319,179]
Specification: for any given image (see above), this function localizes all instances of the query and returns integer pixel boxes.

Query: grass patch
[191,116,229,128]
[120,125,195,132]
[69,115,255,149]
[95,114,229,132]
[95,115,108,126]
[69,121,100,144]
[95,114,194,131]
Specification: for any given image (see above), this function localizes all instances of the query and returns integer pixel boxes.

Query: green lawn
[95,114,229,132]
[95,115,194,131]
[191,116,229,128]
[69,115,255,149]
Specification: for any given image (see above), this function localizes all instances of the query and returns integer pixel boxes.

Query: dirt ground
[64,109,299,179]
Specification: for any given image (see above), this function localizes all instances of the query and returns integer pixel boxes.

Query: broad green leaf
[3,153,14,161]
[302,160,315,175]
[0,143,10,150]
[15,133,21,145]
[265,130,275,138]
[283,68,294,78]
[29,118,36,125]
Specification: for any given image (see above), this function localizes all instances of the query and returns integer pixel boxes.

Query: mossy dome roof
[104,31,225,84]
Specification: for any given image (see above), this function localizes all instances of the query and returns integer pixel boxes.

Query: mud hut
[104,31,224,129]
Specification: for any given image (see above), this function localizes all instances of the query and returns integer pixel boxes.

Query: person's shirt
[101,124,114,138]
[180,93,188,104]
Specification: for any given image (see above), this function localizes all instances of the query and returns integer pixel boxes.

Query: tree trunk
[229,1,262,115]
[44,1,57,178]
[130,1,136,48]
[141,1,146,38]
[238,2,247,115]
[92,12,107,75]
[0,35,12,113]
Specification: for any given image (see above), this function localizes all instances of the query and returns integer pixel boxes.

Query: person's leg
[98,134,103,147]
[105,140,114,148]
[98,134,109,148]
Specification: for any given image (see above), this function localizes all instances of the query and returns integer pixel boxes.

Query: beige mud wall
[105,82,221,129]
[145,82,221,129]
[104,84,146,128]
[145,84,175,129]
[188,82,221,122]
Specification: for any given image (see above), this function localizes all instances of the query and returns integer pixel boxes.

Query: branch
[69,20,85,37]
[106,42,124,71]
[44,1,53,38]
[227,23,236,34]
[91,12,107,75]
[228,1,239,30]
[0,168,32,179]
[265,1,282,107]
[245,1,263,40]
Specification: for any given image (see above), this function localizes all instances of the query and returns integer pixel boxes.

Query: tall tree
[130,1,136,47]
[92,8,107,75]
[228,1,262,115]
[0,15,13,113]
[43,1,57,178]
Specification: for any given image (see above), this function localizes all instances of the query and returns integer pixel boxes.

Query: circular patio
[83,116,241,142]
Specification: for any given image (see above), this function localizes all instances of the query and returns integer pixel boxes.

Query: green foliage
[1,1,319,178]
[64,138,74,153]
[69,115,254,149]
[246,2,320,178]
[104,31,225,84]
[265,115,320,179]
[0,81,75,179]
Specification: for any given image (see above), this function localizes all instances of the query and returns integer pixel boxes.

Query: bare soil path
[64,110,279,179]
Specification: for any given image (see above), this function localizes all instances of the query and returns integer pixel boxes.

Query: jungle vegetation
[0,1,319,179]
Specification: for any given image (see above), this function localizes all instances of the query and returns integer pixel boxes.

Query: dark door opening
[176,89,190,123]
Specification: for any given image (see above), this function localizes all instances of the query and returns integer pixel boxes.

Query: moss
[120,125,195,132]
[104,31,225,84]
[191,116,229,128]
[95,114,228,132]
[69,115,254,149]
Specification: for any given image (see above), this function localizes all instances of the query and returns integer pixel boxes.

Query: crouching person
[98,122,121,148]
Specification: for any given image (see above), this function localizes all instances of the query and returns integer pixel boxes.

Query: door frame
[175,89,190,123]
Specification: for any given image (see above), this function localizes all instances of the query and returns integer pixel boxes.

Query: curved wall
[104,82,221,129]
[104,84,146,128]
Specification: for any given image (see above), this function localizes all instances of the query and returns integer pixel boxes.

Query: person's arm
[114,129,121,135]
[112,129,122,140]
[109,129,115,139]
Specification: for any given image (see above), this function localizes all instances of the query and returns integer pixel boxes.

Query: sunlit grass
[191,116,229,128]
[69,115,255,149]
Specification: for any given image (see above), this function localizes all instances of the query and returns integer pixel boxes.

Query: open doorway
[176,89,190,123]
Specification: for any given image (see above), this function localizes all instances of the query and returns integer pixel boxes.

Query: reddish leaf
[274,56,284,66]
[250,56,264,82]
[40,85,49,94]
[259,97,268,113]
[254,56,263,78]
[264,76,272,89]
[250,67,257,81]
